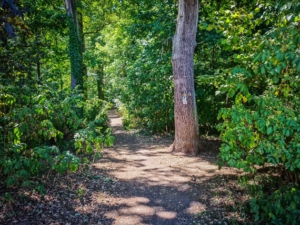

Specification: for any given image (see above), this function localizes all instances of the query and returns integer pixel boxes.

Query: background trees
[0,0,114,188]
[1,0,299,223]
[102,0,300,223]
[102,0,176,133]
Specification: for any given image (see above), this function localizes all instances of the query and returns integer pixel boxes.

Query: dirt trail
[92,110,242,225]
[0,110,248,225]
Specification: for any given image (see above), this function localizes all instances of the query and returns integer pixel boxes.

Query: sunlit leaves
[208,1,300,222]
[100,0,175,133]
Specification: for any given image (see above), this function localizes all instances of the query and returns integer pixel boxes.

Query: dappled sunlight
[156,210,177,219]
[118,205,155,216]
[77,191,182,224]
[105,214,143,225]
[185,201,206,214]
[0,111,246,225]
[85,110,242,224]
[95,142,227,188]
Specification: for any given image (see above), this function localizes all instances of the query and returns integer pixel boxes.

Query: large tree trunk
[64,0,84,90]
[172,0,200,155]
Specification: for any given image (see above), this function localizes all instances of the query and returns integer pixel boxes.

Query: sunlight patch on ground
[177,184,190,191]
[102,196,178,224]
[104,212,142,225]
[119,205,155,216]
[123,197,150,206]
[185,201,206,214]
[156,210,177,219]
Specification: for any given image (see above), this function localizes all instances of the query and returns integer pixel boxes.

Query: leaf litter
[0,110,256,225]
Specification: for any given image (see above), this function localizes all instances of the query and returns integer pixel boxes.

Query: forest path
[0,110,246,225]
[92,110,241,225]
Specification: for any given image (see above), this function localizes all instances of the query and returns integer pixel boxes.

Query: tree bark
[96,66,104,100]
[172,0,200,155]
[64,0,80,36]
[64,0,84,90]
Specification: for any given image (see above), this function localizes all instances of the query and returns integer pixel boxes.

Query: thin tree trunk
[97,66,104,100]
[172,0,200,155]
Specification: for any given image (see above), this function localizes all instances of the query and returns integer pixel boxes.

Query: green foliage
[0,0,117,189]
[1,3,113,187]
[217,0,300,173]
[2,1,299,224]
[120,44,174,133]
[67,15,84,89]
[207,0,300,223]
[83,98,107,121]
[249,184,300,224]
[218,96,300,174]
[197,74,228,135]
[102,0,176,133]
[195,1,245,135]
[0,80,113,187]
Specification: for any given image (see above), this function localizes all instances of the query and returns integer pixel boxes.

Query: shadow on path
[89,110,242,225]
[0,111,248,225]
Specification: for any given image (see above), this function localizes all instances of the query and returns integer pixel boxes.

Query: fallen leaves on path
[0,110,255,225]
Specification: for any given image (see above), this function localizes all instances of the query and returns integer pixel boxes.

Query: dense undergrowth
[200,1,300,224]
[0,81,114,188]
[0,0,114,190]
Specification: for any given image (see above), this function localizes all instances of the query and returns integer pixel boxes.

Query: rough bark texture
[172,0,200,155]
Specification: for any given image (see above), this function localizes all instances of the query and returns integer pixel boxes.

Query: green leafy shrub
[74,117,114,154]
[83,98,107,122]
[249,184,300,225]
[118,44,174,133]
[0,0,114,189]
[197,74,228,135]
[103,1,175,134]
[0,83,113,187]
[217,1,300,176]
[211,1,300,223]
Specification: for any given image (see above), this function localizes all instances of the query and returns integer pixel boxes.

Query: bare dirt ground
[0,110,253,225]
[91,110,252,225]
